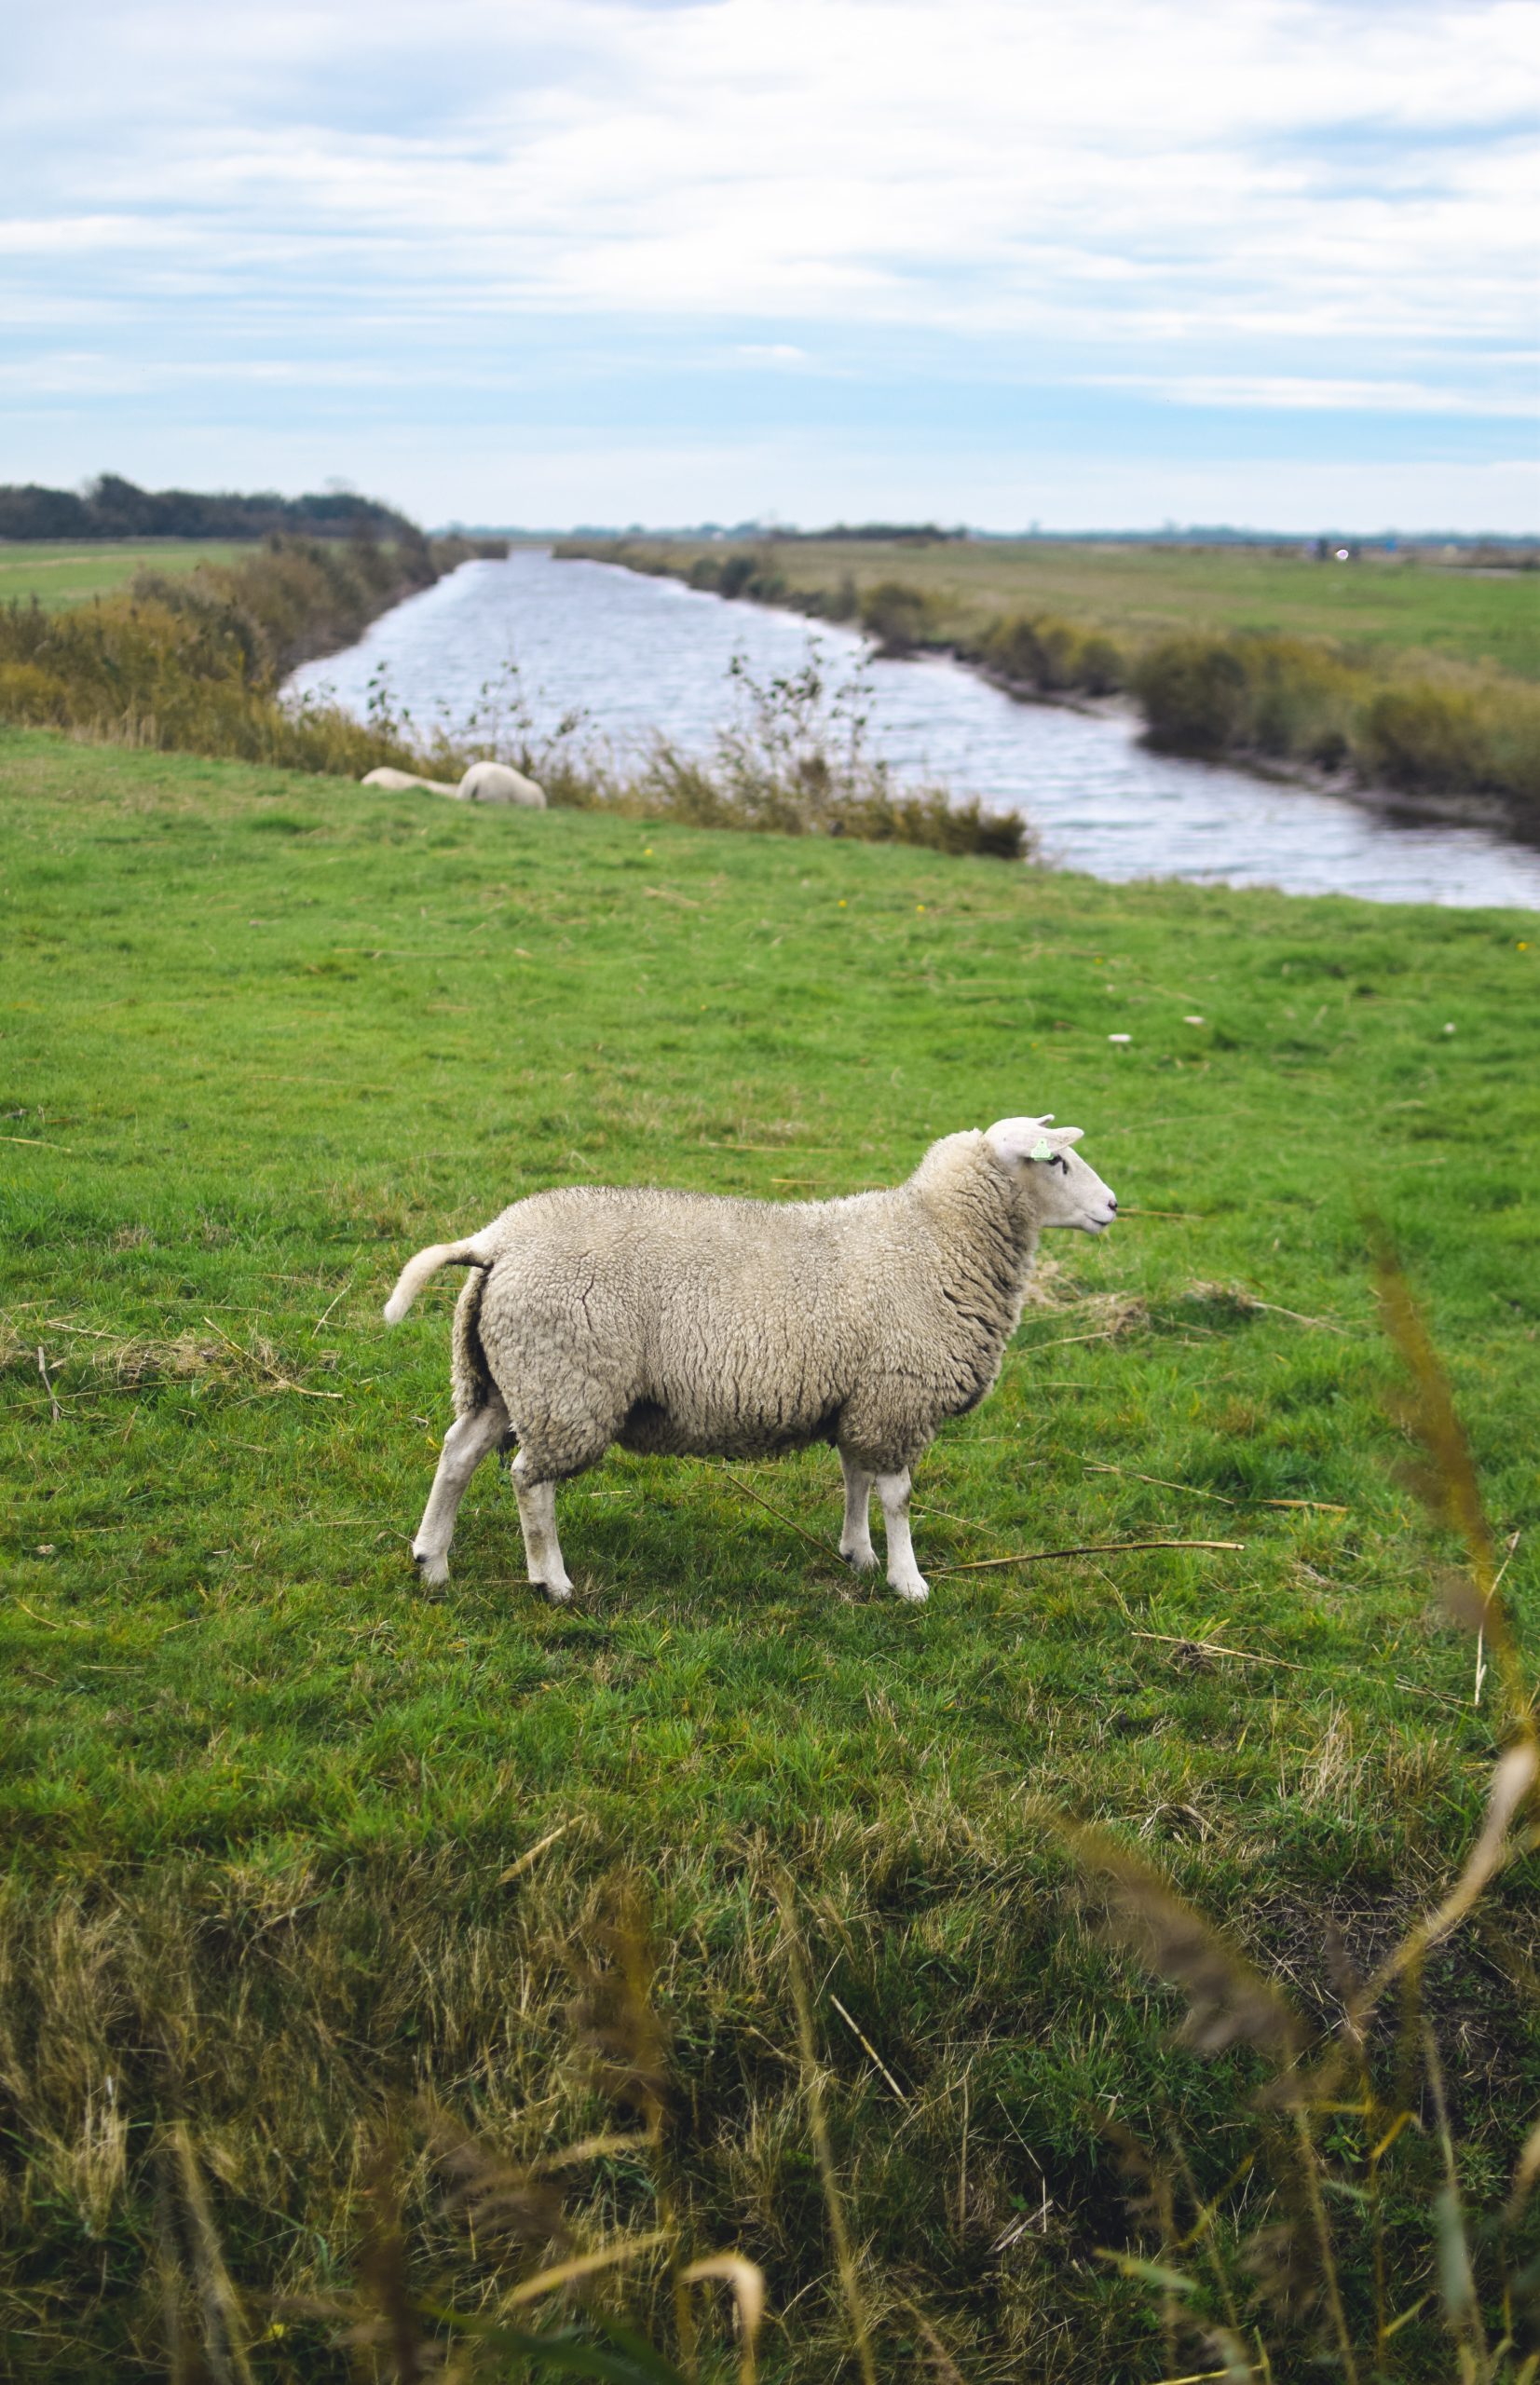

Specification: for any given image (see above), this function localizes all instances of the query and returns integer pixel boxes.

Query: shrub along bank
[563,537,1540,836]
[0,529,503,778]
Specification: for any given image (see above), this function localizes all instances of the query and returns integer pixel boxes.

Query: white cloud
[6,1,1534,347]
[1,0,1534,520]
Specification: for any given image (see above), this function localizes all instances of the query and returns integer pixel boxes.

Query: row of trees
[0,474,417,544]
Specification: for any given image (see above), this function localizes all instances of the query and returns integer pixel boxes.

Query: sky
[3,0,1537,532]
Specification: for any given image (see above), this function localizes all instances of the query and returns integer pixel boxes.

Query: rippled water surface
[288,547,1540,909]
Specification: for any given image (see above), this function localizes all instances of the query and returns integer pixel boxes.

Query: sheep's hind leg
[511,1452,574,1604]
[876,1468,928,1604]
[838,1450,877,1572]
[411,1397,510,1588]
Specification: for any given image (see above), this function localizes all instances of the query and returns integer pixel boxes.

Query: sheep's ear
[985,1115,1054,1165]
[1056,1125,1084,1146]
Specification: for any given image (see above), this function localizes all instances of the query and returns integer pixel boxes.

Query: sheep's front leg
[412,1398,509,1587]
[838,1451,877,1572]
[876,1469,928,1604]
[511,1452,574,1603]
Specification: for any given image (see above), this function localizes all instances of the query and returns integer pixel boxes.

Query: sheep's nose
[1107,1192,1118,1211]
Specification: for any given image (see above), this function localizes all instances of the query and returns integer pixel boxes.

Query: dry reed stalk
[199,1314,342,1399]
[719,1467,833,1555]
[773,1877,879,2385]
[828,1992,909,2103]
[1084,1459,1238,1505]
[498,2227,673,2307]
[935,1537,1244,1574]
[496,1819,572,1883]
[1132,1629,1303,1672]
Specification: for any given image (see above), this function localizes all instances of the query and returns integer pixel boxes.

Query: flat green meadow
[2,726,1538,2378]
[592,536,1540,680]
[0,541,247,611]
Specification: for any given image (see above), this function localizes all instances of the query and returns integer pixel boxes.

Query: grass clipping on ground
[1,729,1537,2378]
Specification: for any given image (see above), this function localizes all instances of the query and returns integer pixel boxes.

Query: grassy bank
[3,728,1537,2378]
[0,545,1023,859]
[563,538,1540,834]
[0,531,504,781]
[565,537,1540,679]
[0,541,248,610]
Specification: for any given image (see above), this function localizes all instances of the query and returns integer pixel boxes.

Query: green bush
[1359,683,1488,794]
[1238,635,1358,766]
[1077,633,1125,694]
[859,577,932,651]
[827,570,860,621]
[1134,635,1252,753]
[983,611,1125,696]
[0,537,465,778]
[0,660,70,724]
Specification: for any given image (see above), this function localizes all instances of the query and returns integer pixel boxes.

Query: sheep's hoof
[891,1577,930,1605]
[840,1545,879,1573]
[414,1547,450,1590]
[533,1579,574,1606]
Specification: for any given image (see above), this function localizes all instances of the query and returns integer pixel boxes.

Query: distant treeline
[0,474,418,545]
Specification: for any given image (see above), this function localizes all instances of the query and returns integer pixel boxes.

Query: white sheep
[361,766,459,796]
[384,1118,1116,1604]
[457,760,547,808]
[359,761,547,807]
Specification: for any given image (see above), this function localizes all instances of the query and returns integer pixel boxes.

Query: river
[286,546,1540,909]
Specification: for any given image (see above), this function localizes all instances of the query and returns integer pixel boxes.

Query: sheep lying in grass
[384,1118,1117,1604]
[457,760,546,808]
[361,762,546,806]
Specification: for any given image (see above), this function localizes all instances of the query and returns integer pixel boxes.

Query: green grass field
[594,537,1540,680]
[3,726,1538,2378]
[0,539,248,610]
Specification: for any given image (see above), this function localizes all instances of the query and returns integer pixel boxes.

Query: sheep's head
[984,1115,1118,1233]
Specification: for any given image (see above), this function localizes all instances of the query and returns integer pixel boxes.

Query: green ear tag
[1029,1138,1054,1161]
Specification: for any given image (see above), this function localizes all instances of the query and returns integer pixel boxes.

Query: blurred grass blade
[774,1877,879,2385]
[1507,2113,1540,2223]
[170,2125,257,2385]
[1045,1814,1301,2060]
[500,2228,672,2308]
[680,2256,765,2385]
[1357,1743,1538,2017]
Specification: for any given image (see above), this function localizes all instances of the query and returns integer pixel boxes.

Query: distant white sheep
[360,761,546,807]
[361,766,459,796]
[457,760,546,808]
[385,1119,1117,1605]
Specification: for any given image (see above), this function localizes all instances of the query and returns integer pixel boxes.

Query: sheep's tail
[383,1229,497,1324]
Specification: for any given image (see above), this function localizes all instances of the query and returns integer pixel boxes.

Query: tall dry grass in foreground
[108,1247,1538,2381]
